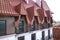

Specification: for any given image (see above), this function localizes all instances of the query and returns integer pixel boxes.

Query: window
[30,17,39,31]
[48,23,50,28]
[18,36,24,40]
[31,33,36,40]
[19,20,24,33]
[42,31,45,40]
[18,15,27,33]
[50,17,53,24]
[0,20,6,36]
[48,30,51,39]
[44,17,47,23]
[30,21,35,31]
[41,17,48,29]
[50,17,53,26]
[34,17,39,30]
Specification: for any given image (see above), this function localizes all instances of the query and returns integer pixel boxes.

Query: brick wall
[53,27,60,40]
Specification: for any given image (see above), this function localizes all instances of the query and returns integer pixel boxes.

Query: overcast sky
[34,0,60,21]
[45,0,60,22]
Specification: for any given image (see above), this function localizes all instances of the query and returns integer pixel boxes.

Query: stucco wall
[0,16,15,34]
[53,27,60,40]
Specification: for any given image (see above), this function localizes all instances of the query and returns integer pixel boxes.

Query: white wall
[16,28,52,40]
[0,34,16,40]
[50,27,53,37]
[25,33,31,40]
[36,31,42,40]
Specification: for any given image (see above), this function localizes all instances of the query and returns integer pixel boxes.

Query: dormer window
[30,16,39,31]
[44,17,47,23]
[16,15,27,34]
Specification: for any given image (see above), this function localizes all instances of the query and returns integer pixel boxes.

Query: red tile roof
[0,0,19,16]
[9,0,21,6]
[15,2,28,15]
[37,9,44,22]
[20,3,28,15]
[15,3,21,14]
[46,10,51,21]
[41,0,50,10]
[26,6,34,23]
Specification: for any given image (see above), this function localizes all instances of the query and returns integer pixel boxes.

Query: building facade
[0,0,53,40]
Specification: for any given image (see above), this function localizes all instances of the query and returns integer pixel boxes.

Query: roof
[37,9,45,22]
[9,0,21,6]
[41,0,50,10]
[26,6,34,23]
[46,10,51,21]
[14,1,28,15]
[0,0,19,16]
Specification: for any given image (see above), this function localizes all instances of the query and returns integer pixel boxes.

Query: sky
[45,0,60,22]
[33,0,60,22]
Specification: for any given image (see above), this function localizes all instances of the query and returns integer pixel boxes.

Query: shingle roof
[0,0,19,16]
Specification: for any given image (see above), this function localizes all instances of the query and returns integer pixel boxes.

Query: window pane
[0,21,6,36]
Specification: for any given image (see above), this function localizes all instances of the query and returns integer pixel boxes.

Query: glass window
[18,15,28,33]
[19,20,24,33]
[48,30,51,39]
[42,31,45,40]
[30,21,35,31]
[50,17,53,24]
[44,17,47,23]
[30,17,39,31]
[31,33,36,40]
[0,20,6,36]
[18,36,24,40]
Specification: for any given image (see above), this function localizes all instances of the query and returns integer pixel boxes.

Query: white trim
[0,34,16,39]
